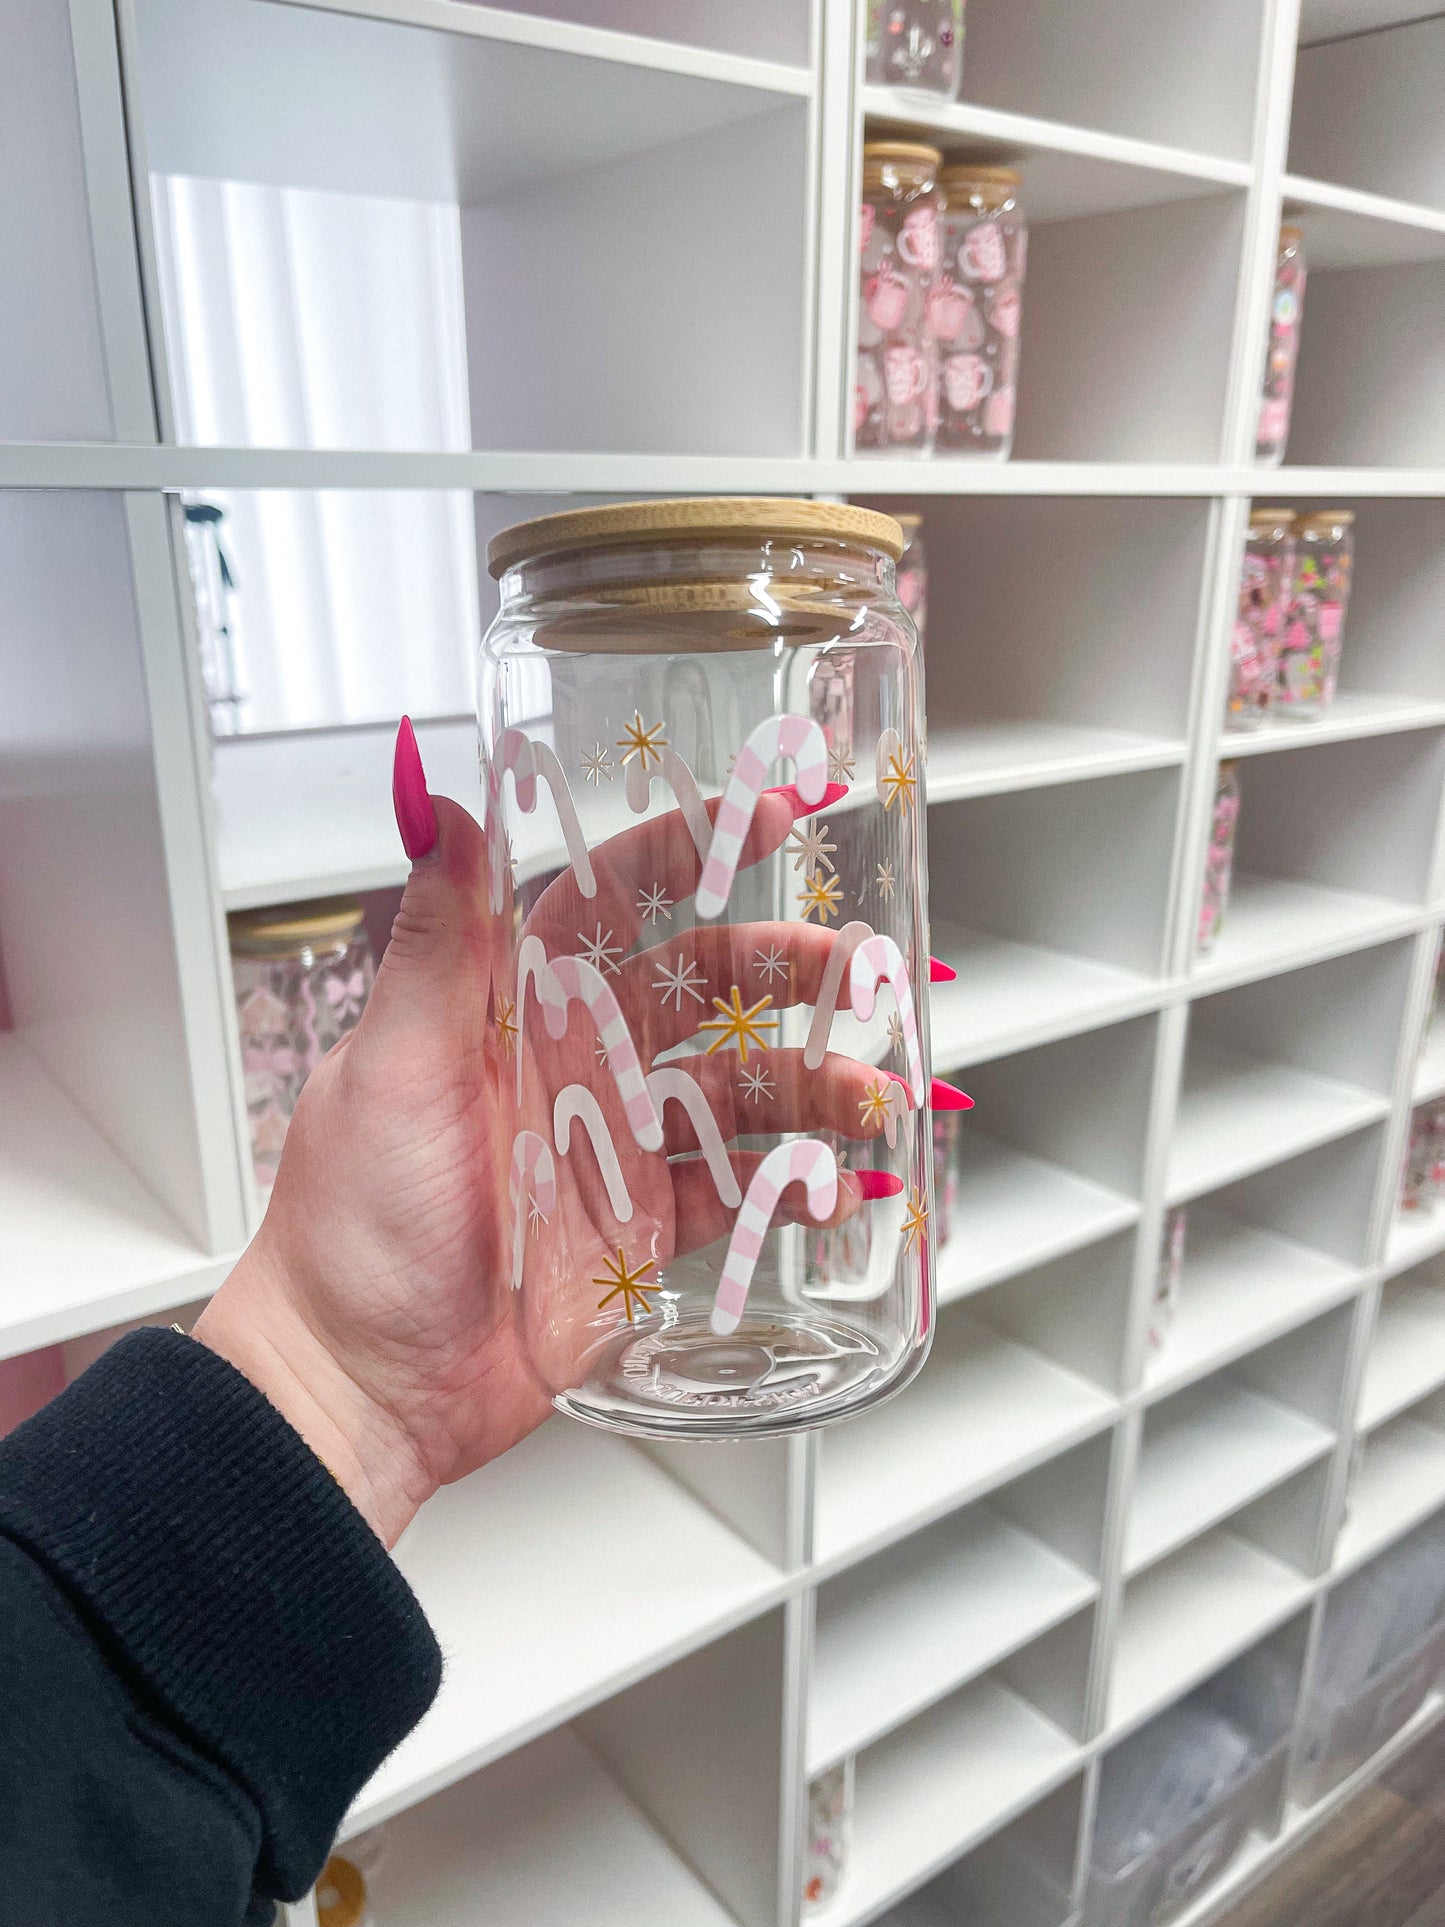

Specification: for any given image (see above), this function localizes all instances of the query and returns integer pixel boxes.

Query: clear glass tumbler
[1257,225,1306,464]
[934,164,1026,458]
[1277,510,1354,720]
[865,0,965,97]
[230,900,375,1194]
[895,512,929,642]
[857,143,942,456]
[1225,509,1294,732]
[1198,762,1241,958]
[479,499,936,1437]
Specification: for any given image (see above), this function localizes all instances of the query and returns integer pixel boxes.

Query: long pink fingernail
[854,1168,904,1200]
[765,781,850,817]
[930,957,957,983]
[931,1076,974,1111]
[393,716,437,861]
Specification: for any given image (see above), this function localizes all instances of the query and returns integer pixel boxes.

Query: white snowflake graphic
[754,943,790,986]
[787,818,837,875]
[636,882,674,924]
[875,861,897,901]
[580,742,614,785]
[527,1195,548,1234]
[653,952,707,1011]
[887,1012,906,1054]
[595,1037,613,1066]
[739,1062,776,1104]
[828,744,856,784]
[576,923,623,976]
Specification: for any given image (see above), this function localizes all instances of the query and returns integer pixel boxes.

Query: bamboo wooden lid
[488,498,907,578]
[230,900,365,952]
[938,163,1022,187]
[862,140,944,166]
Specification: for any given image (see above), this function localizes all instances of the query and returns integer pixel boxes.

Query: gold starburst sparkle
[495,997,518,1057]
[701,985,778,1062]
[902,1187,929,1255]
[798,870,845,923]
[880,747,918,816]
[859,1080,894,1132]
[616,712,668,770]
[593,1246,659,1323]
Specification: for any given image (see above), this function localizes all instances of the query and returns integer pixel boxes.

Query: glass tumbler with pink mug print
[934,164,1026,458]
[1257,225,1306,464]
[1225,508,1295,732]
[857,142,942,455]
[1277,510,1353,721]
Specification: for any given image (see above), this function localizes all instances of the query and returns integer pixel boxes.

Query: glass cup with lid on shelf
[933,163,1027,459]
[865,0,965,97]
[857,142,942,456]
[229,899,376,1195]
[1257,224,1306,465]
[1225,508,1294,732]
[1197,762,1241,958]
[1276,510,1354,721]
[479,498,941,1437]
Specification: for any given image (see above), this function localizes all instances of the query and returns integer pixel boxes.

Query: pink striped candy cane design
[625,746,712,863]
[646,1067,742,1208]
[711,1140,839,1337]
[494,728,597,907]
[850,935,925,1106]
[509,1130,556,1289]
[552,1084,634,1223]
[804,920,876,1070]
[543,955,663,1152]
[695,714,828,920]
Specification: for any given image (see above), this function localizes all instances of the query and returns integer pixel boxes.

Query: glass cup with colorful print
[1277,510,1353,720]
[857,144,942,455]
[933,165,1026,459]
[1197,762,1241,958]
[480,498,945,1438]
[1257,225,1306,465]
[865,0,964,97]
[1225,509,1294,732]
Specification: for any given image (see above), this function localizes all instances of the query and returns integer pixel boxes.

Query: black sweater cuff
[0,1327,442,1893]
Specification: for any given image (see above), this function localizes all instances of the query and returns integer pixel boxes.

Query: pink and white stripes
[514,935,663,1152]
[509,1130,556,1288]
[489,728,597,909]
[711,1140,839,1337]
[850,935,925,1105]
[695,715,828,919]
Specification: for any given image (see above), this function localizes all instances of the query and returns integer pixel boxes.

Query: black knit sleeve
[0,1327,443,1927]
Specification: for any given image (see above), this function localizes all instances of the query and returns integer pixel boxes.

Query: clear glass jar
[865,0,964,96]
[895,512,928,642]
[1277,510,1354,720]
[1225,509,1294,731]
[229,900,375,1194]
[1198,762,1241,958]
[857,143,942,456]
[934,165,1026,458]
[805,1758,854,1908]
[1150,1205,1188,1351]
[479,498,934,1438]
[1257,225,1306,464]
[1401,1105,1435,1213]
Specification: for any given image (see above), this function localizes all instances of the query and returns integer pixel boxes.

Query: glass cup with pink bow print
[857,143,942,456]
[479,499,939,1437]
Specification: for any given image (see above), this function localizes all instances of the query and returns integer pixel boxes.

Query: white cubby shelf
[6,3,1445,1926]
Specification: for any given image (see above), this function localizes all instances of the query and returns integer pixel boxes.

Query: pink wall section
[0,1345,63,1435]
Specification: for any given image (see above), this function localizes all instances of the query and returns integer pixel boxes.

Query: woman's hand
[196,722,911,1546]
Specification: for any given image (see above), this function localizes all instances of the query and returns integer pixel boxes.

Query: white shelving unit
[4,1,1445,1924]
